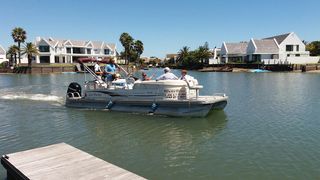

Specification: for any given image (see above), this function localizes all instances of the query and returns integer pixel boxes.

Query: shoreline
[1,63,320,74]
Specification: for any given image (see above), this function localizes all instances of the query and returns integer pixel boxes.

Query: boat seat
[188,85,203,99]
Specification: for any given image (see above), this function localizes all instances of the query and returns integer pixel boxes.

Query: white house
[220,32,319,64]
[34,37,117,64]
[0,44,8,64]
[246,38,279,62]
[220,42,248,63]
[263,32,318,64]
[208,47,221,64]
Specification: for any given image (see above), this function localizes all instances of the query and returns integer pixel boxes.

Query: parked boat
[66,59,228,117]
[249,69,271,73]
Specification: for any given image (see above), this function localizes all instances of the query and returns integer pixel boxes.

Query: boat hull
[66,96,227,117]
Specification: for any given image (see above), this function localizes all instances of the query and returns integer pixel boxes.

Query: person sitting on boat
[179,69,198,86]
[156,67,178,81]
[141,72,155,81]
[141,72,151,81]
[113,73,121,81]
[179,69,192,81]
[104,59,118,82]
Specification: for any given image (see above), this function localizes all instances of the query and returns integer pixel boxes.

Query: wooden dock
[1,143,145,180]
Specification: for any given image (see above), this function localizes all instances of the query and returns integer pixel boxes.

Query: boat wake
[0,93,64,104]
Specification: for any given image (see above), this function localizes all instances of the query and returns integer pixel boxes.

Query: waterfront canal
[1,70,320,179]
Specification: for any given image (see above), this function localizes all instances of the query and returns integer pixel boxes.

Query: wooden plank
[1,143,145,180]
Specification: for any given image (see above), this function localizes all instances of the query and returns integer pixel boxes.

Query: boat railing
[80,62,109,87]
[213,93,227,97]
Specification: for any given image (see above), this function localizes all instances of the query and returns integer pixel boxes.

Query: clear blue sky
[1,0,319,58]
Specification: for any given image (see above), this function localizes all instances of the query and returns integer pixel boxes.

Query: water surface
[0,70,320,179]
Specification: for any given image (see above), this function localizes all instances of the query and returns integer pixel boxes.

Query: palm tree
[7,45,19,66]
[22,42,39,67]
[178,46,190,64]
[11,27,27,65]
[196,42,211,64]
[119,32,133,64]
[134,40,144,63]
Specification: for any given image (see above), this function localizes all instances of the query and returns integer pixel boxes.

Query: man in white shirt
[156,67,178,80]
[179,69,197,86]
[179,69,191,81]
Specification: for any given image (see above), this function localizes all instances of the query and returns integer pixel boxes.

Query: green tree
[306,41,320,56]
[7,45,19,66]
[183,51,201,68]
[22,42,39,67]
[195,42,211,64]
[177,46,190,65]
[119,32,134,64]
[11,27,27,64]
[134,40,144,63]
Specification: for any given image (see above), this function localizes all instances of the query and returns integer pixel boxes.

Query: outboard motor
[67,82,82,98]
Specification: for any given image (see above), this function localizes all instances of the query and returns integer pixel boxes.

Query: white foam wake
[0,93,63,102]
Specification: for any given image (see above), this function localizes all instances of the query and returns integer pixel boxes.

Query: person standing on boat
[156,67,178,80]
[104,59,118,83]
[94,61,102,78]
[94,61,102,72]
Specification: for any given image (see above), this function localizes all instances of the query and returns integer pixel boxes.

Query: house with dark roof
[220,32,319,64]
[34,37,117,63]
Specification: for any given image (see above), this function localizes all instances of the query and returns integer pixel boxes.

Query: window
[73,48,81,54]
[286,45,293,52]
[104,49,110,55]
[40,56,50,63]
[66,48,71,53]
[295,54,300,57]
[252,54,261,61]
[296,45,299,51]
[55,56,59,63]
[287,54,290,57]
[87,49,91,54]
[39,46,50,52]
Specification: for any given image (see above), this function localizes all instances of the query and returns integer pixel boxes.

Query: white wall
[0,55,8,64]
[0,45,7,64]
[220,43,227,55]
[279,33,306,53]
[246,39,256,54]
[287,56,319,64]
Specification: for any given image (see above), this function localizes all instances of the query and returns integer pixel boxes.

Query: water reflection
[71,109,228,172]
